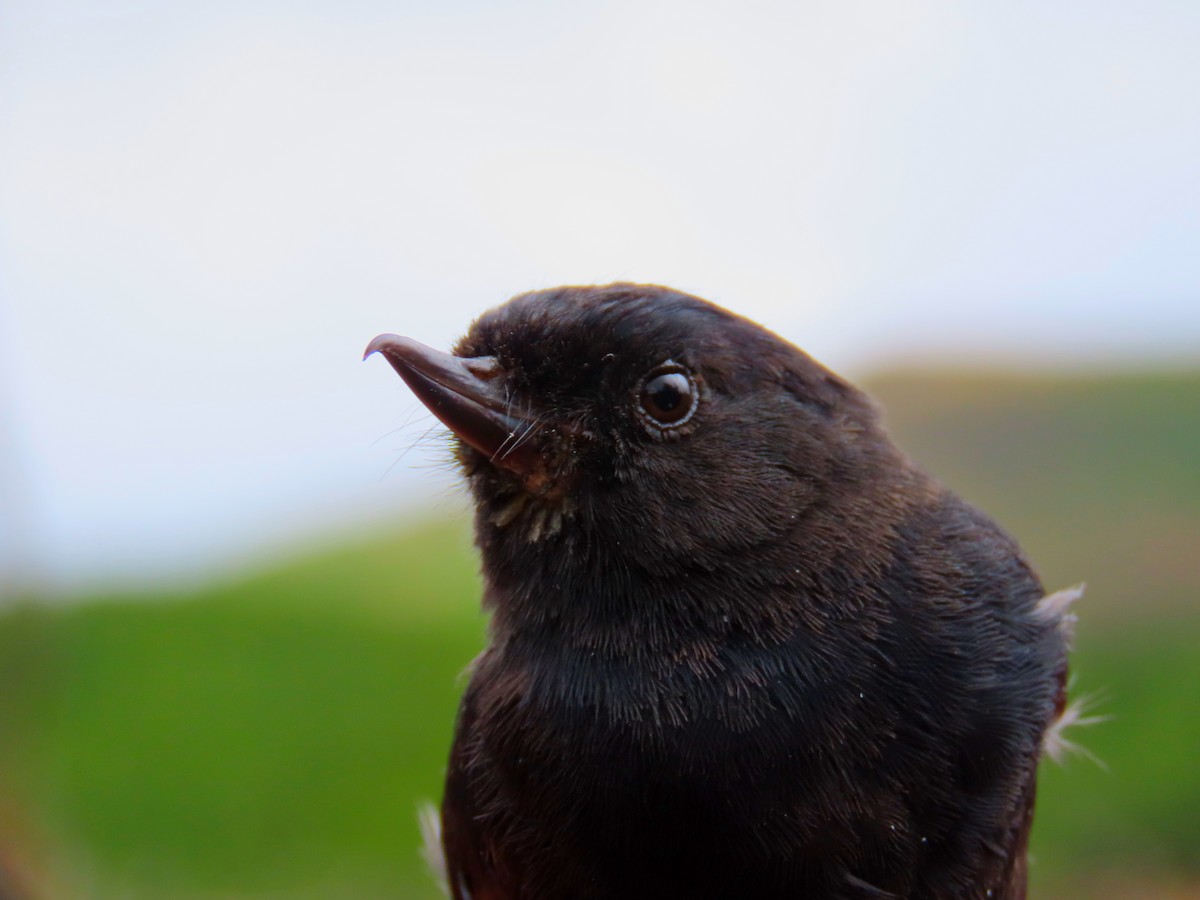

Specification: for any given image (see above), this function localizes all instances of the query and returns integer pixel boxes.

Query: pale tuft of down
[1036,585,1106,765]
[419,801,449,896]
[1043,693,1109,767]
[1034,583,1085,640]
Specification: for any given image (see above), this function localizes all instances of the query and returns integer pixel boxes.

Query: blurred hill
[0,368,1197,898]
[870,369,1199,626]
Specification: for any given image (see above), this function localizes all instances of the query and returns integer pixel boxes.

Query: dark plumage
[366,284,1075,900]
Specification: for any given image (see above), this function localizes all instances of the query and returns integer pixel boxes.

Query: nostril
[465,357,504,380]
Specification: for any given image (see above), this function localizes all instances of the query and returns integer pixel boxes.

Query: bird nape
[366,283,1076,900]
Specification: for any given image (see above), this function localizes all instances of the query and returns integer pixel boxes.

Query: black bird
[366,284,1076,900]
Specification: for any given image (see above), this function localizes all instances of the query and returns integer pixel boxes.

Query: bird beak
[364,334,538,474]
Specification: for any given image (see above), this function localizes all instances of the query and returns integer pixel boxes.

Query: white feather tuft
[418,801,449,896]
[1042,693,1109,767]
[1034,583,1085,645]
[1035,583,1084,623]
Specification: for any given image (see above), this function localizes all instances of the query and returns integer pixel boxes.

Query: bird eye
[637,364,698,431]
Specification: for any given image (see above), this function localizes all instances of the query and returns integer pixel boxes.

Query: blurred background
[0,1,1197,897]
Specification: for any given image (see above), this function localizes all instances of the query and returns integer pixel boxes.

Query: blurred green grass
[1,369,1197,898]
[0,521,485,899]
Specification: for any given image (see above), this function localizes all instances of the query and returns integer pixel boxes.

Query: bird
[365,283,1077,900]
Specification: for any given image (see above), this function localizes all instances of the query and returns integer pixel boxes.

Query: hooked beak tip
[363,333,400,362]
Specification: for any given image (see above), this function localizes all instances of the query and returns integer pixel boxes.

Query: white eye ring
[636,363,699,432]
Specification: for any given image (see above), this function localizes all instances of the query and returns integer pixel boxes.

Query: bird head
[367,284,899,591]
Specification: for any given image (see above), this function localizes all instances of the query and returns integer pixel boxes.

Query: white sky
[1,0,1198,591]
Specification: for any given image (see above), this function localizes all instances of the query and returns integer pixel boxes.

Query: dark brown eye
[637,365,698,429]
